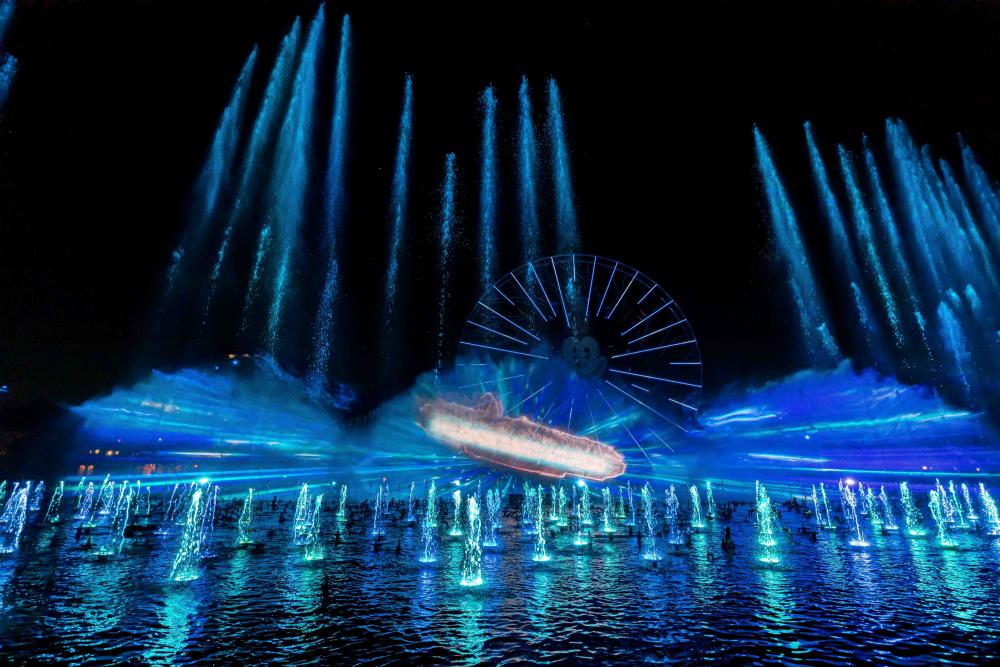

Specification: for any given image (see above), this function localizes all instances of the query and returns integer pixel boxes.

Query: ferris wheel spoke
[607,367,702,388]
[604,379,689,433]
[626,319,687,346]
[585,255,597,319]
[611,339,696,359]
[550,257,571,329]
[459,340,549,360]
[595,261,618,317]
[511,272,550,322]
[620,299,674,337]
[527,262,558,319]
[606,269,638,320]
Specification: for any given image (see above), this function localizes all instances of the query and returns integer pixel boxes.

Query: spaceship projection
[418,394,626,481]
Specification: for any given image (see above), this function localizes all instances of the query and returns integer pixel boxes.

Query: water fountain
[864,486,883,527]
[556,487,568,527]
[199,484,219,557]
[820,483,835,529]
[879,486,899,530]
[170,489,205,581]
[304,495,324,561]
[237,489,256,545]
[665,486,682,545]
[948,481,969,528]
[900,482,928,536]
[548,485,558,522]
[615,488,627,523]
[44,481,64,524]
[641,483,661,561]
[294,483,312,544]
[76,482,94,523]
[517,76,540,263]
[601,487,615,534]
[138,483,152,517]
[337,484,348,522]
[533,485,550,562]
[979,483,1000,535]
[434,153,457,373]
[484,489,500,548]
[705,481,717,520]
[71,477,84,509]
[521,483,536,534]
[0,487,27,553]
[460,496,484,586]
[580,483,593,526]
[961,483,979,522]
[419,481,438,563]
[689,485,705,530]
[29,481,44,511]
[405,482,416,524]
[449,489,463,537]
[96,480,114,517]
[0,481,6,506]
[478,85,498,291]
[842,483,869,547]
[928,489,957,548]
[811,485,825,530]
[372,485,385,538]
[755,482,780,564]
[97,485,131,558]
[626,482,636,526]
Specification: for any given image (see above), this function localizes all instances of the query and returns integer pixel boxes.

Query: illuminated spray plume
[518,77,540,262]
[29,481,44,512]
[337,485,348,522]
[478,86,498,291]
[626,483,636,527]
[557,487,568,527]
[961,483,978,522]
[96,480,114,517]
[811,485,824,531]
[864,486,882,527]
[843,483,869,547]
[928,489,957,548]
[820,483,835,529]
[170,489,205,582]
[484,489,500,547]
[935,479,955,525]
[979,484,1000,535]
[294,484,312,544]
[641,483,660,561]
[615,488,627,523]
[435,153,458,373]
[460,496,484,586]
[755,482,780,564]
[304,495,324,561]
[76,483,94,523]
[689,485,705,529]
[548,485,558,522]
[948,481,968,528]
[237,489,256,545]
[384,75,414,327]
[665,486,683,545]
[547,78,580,255]
[879,486,898,530]
[309,15,352,391]
[899,482,927,536]
[372,485,385,537]
[97,485,131,557]
[705,481,717,520]
[44,481,64,524]
[0,488,27,554]
[419,480,438,563]
[199,485,219,557]
[521,484,536,534]
[405,482,416,523]
[533,484,550,562]
[602,487,614,534]
[449,489,462,537]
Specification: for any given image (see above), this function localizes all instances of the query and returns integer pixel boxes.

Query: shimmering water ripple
[2,501,1000,665]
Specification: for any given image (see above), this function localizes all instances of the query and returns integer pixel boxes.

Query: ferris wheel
[451,254,701,460]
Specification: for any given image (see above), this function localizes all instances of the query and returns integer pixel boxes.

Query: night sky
[3,0,1000,409]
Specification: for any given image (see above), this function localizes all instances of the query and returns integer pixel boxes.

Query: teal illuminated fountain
[0,487,28,553]
[979,483,1000,535]
[755,482,780,564]
[533,484,550,562]
[689,485,705,530]
[71,477,84,509]
[484,489,500,548]
[879,486,899,530]
[864,486,883,527]
[521,483,536,534]
[843,483,869,546]
[601,487,615,534]
[665,486,683,545]
[419,480,438,563]
[615,488,627,523]
[548,485,558,522]
[626,482,636,526]
[460,496,484,586]
[928,489,957,548]
[811,485,824,530]
[294,483,312,544]
[961,483,978,522]
[96,485,131,558]
[29,481,44,512]
[449,489,463,537]
[337,484,348,522]
[237,489,256,545]
[44,481,64,524]
[372,484,385,537]
[199,484,219,557]
[96,480,114,518]
[948,481,969,528]
[580,483,593,526]
[0,481,6,506]
[935,479,955,524]
[820,483,835,529]
[304,495,325,561]
[705,481,717,520]
[641,482,661,561]
[556,487,568,527]
[405,482,416,524]
[169,489,205,581]
[899,482,927,536]
[76,482,94,524]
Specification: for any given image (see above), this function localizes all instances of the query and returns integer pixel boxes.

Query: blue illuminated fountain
[928,489,957,549]
[665,486,682,546]
[449,488,462,537]
[304,495,324,561]
[755,482,780,564]
[460,496,483,586]
[44,481,64,524]
[517,77,540,263]
[601,487,614,534]
[547,78,580,255]
[384,74,414,330]
[979,483,1000,535]
[0,486,27,553]
[948,481,969,529]
[879,486,898,531]
[237,489,256,545]
[961,483,978,522]
[689,485,705,530]
[170,489,205,581]
[842,482,869,547]
[337,485,348,522]
[478,85,498,291]
[419,480,438,563]
[435,153,458,373]
[372,485,385,538]
[532,484,550,562]
[899,482,927,537]
[294,483,312,544]
[484,489,500,548]
[29,481,44,512]
[405,482,416,524]
[705,481,717,520]
[641,482,660,561]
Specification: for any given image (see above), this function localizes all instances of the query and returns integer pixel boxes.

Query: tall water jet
[484,489,501,547]
[304,495,325,561]
[478,86,498,291]
[76,482,94,523]
[961,483,978,522]
[532,484,550,562]
[71,477,84,509]
[641,483,661,561]
[879,486,898,530]
[0,487,27,553]
[626,483,636,526]
[548,485,558,522]
[199,484,219,557]
[309,14,352,391]
[689,485,705,529]
[161,47,259,301]
[665,485,682,545]
[843,483,868,547]
[258,7,326,352]
[805,123,881,357]
[518,77,540,262]
[928,489,957,548]
[44,481,64,524]
[601,487,615,533]
[436,153,458,373]
[372,485,385,537]
[753,127,839,363]
[979,483,1000,535]
[293,483,312,545]
[336,484,349,522]
[237,488,256,545]
[705,481,717,520]
[383,73,415,331]
[29,481,44,512]
[547,78,580,254]
[580,483,593,526]
[419,481,438,563]
[755,482,780,564]
[97,485,131,557]
[864,486,883,527]
[460,496,484,586]
[449,487,463,537]
[935,479,956,524]
[937,301,973,400]
[405,481,416,523]
[948,481,969,529]
[899,482,927,536]
[811,485,824,530]
[202,20,302,326]
[0,54,15,111]
[556,486,568,527]
[170,489,205,581]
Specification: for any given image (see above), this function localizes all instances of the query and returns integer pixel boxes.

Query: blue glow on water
[384,74,414,324]
[753,127,839,364]
[309,14,352,392]
[547,78,580,255]
[162,47,258,299]
[436,153,458,372]
[0,53,14,110]
[518,77,540,263]
[202,20,302,328]
[478,86,498,292]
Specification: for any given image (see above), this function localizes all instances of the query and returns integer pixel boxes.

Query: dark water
[2,501,1000,665]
